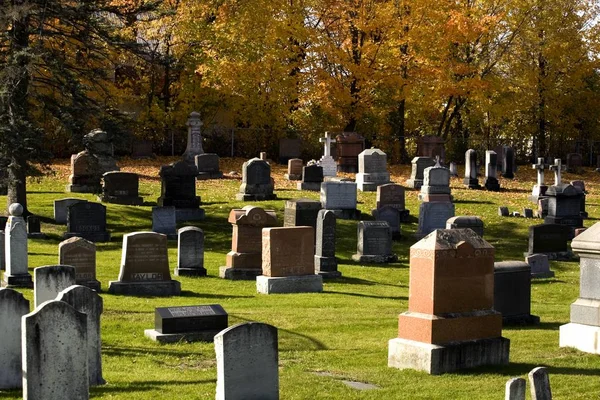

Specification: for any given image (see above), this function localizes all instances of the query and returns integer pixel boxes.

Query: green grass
[1,158,599,399]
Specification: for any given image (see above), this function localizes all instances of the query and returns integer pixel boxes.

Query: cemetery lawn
[2,157,599,399]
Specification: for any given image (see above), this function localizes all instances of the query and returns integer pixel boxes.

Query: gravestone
[484,150,500,191]
[100,171,143,205]
[157,160,204,221]
[449,162,458,177]
[297,164,323,191]
[56,285,105,386]
[131,139,153,159]
[525,254,555,279]
[445,216,484,237]
[259,152,267,161]
[356,148,391,191]
[529,367,552,400]
[317,132,337,177]
[494,261,540,325]
[560,222,600,354]
[54,198,88,224]
[464,149,481,189]
[64,201,111,242]
[544,159,583,231]
[375,183,409,222]
[372,206,401,239]
[152,206,177,239]
[34,265,76,307]
[26,215,46,239]
[175,227,206,277]
[336,132,365,173]
[505,377,526,400]
[529,158,548,203]
[195,153,223,180]
[417,135,445,162]
[283,199,321,232]
[0,216,7,230]
[352,221,397,263]
[0,288,29,389]
[257,226,322,294]
[220,206,278,280]
[108,232,181,296]
[59,237,101,291]
[498,207,509,217]
[215,322,279,400]
[566,153,583,173]
[416,161,455,237]
[284,158,303,180]
[571,180,587,218]
[182,111,204,163]
[2,203,32,288]
[236,158,276,201]
[315,210,340,278]
[501,145,515,179]
[278,138,302,164]
[320,181,360,219]
[0,231,4,271]
[526,224,572,260]
[523,208,534,218]
[406,157,435,189]
[388,229,509,374]
[146,304,228,343]
[22,301,88,400]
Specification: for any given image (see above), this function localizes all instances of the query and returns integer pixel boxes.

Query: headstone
[317,132,337,177]
[538,198,549,218]
[0,288,29,389]
[220,206,278,280]
[26,215,46,239]
[0,216,7,230]
[375,183,409,222]
[560,222,600,354]
[501,146,515,179]
[284,158,303,180]
[0,231,5,271]
[494,261,540,325]
[449,162,458,177]
[34,265,76,307]
[152,206,177,239]
[145,304,228,343]
[297,164,323,191]
[175,226,206,277]
[236,158,277,201]
[283,199,321,232]
[505,377,526,400]
[64,201,111,242]
[372,206,401,239]
[484,151,500,191]
[2,203,32,288]
[257,226,322,294]
[529,158,548,203]
[22,301,88,400]
[182,111,204,163]
[512,211,521,217]
[529,367,552,400]
[464,149,481,189]
[498,207,509,217]
[195,153,223,180]
[406,157,435,189]
[59,237,101,291]
[352,221,397,263]
[131,139,153,159]
[259,152,267,161]
[416,161,455,237]
[157,160,204,221]
[388,229,509,374]
[356,148,390,191]
[56,285,105,386]
[108,232,181,296]
[336,132,365,173]
[278,138,302,164]
[54,198,88,224]
[544,160,583,231]
[416,135,445,162]
[526,224,572,260]
[99,171,143,205]
[571,180,588,218]
[215,322,279,400]
[566,153,583,173]
[314,210,340,278]
[445,216,484,237]
[525,254,554,279]
[320,181,360,220]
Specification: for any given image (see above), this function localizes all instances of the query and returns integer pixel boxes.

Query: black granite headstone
[65,202,110,242]
[527,223,572,259]
[283,199,321,230]
[155,304,228,334]
[494,261,540,325]
[315,210,340,278]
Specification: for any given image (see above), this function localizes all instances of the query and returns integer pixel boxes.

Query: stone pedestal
[236,158,276,201]
[158,161,204,221]
[256,275,323,294]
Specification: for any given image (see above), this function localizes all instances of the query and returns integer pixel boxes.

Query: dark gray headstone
[372,206,401,239]
[100,171,143,205]
[498,207,509,217]
[155,304,227,334]
[494,261,539,325]
[297,164,324,191]
[315,210,339,278]
[464,149,480,189]
[352,221,397,263]
[502,146,515,179]
[527,224,572,258]
[0,288,30,389]
[283,199,321,231]
[406,157,435,189]
[236,158,276,201]
[65,202,110,242]
[196,153,223,180]
[158,161,201,209]
[175,226,206,276]
[445,216,484,237]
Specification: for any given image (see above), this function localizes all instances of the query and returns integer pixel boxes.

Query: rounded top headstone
[9,203,23,216]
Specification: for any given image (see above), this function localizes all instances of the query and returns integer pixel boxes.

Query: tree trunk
[7,158,28,215]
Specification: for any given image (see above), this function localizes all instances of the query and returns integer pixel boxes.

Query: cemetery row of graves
[1,123,599,399]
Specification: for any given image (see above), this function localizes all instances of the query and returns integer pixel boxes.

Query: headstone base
[318,270,342,279]
[174,267,207,277]
[66,184,101,193]
[27,232,48,239]
[175,208,205,222]
[531,271,555,279]
[144,329,220,343]
[405,179,423,190]
[559,323,600,354]
[315,256,338,273]
[219,266,262,280]
[107,280,181,296]
[197,172,223,180]
[523,251,574,261]
[484,178,500,191]
[2,273,33,288]
[235,193,277,201]
[98,195,143,206]
[388,336,510,375]
[64,231,111,243]
[256,274,323,294]
[78,280,101,292]
[357,182,378,191]
[297,182,321,191]
[284,173,302,181]
[502,314,540,326]
[352,254,398,264]
[544,215,582,231]
[327,209,361,220]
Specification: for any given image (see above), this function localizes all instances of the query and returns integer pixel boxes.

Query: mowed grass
[1,156,599,399]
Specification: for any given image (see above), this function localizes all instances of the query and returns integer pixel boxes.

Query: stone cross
[319,132,334,157]
[183,111,204,162]
[532,157,546,186]
[549,159,566,186]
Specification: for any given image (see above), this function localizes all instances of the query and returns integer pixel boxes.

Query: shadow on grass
[453,199,495,205]
[103,346,196,357]
[323,290,407,301]
[91,378,216,394]
[507,321,563,331]
[103,290,253,300]
[531,279,566,285]
[333,276,407,288]
[462,362,600,377]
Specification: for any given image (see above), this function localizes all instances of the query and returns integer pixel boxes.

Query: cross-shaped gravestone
[319,132,334,157]
[532,157,546,186]
[549,158,566,186]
